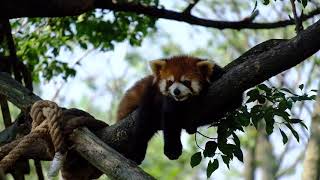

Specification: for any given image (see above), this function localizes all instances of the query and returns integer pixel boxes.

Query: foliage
[191,84,317,178]
[6,0,158,82]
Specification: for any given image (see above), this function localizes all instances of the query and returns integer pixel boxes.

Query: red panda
[116,56,225,163]
[117,56,220,121]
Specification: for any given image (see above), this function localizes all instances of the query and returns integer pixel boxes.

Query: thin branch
[290,0,303,32]
[196,130,217,140]
[2,0,320,30]
[95,1,320,30]
[183,0,200,14]
[194,133,204,150]
[276,151,304,178]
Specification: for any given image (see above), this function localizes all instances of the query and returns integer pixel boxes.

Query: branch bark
[1,0,320,30]
[70,128,155,180]
[0,19,319,179]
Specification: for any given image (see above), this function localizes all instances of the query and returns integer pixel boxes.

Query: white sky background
[37,0,320,179]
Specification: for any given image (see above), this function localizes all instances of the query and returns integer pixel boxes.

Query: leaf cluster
[8,0,158,81]
[191,83,316,178]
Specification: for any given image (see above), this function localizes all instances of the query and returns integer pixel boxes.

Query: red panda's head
[150,56,215,101]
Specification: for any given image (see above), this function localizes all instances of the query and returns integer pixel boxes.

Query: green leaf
[262,0,270,5]
[285,123,300,142]
[279,129,288,144]
[274,109,290,121]
[288,118,303,123]
[246,89,260,103]
[300,121,308,130]
[203,141,218,157]
[280,88,296,95]
[238,113,250,127]
[299,84,304,90]
[190,152,202,168]
[258,96,266,104]
[233,147,243,162]
[287,100,293,110]
[257,84,271,94]
[222,155,231,169]
[232,133,240,147]
[265,122,274,135]
[311,89,318,92]
[279,100,287,111]
[207,159,219,178]
[218,143,234,156]
[301,0,308,7]
[310,95,317,100]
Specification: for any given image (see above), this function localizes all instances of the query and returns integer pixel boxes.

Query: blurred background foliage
[1,0,320,179]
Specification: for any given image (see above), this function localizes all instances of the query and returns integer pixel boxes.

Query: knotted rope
[0,100,66,173]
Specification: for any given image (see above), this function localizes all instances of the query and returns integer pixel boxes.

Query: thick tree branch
[1,0,320,30]
[0,19,319,178]
[70,128,155,180]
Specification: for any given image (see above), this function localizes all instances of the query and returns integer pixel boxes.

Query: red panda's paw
[164,142,182,160]
[185,127,197,134]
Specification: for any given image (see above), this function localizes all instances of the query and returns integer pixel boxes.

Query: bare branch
[95,1,320,30]
[290,0,303,32]
[183,0,200,14]
[1,0,320,30]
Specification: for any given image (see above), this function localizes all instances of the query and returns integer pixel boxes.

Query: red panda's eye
[182,80,191,86]
[167,80,173,85]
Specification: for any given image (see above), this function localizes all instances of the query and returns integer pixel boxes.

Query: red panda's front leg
[162,100,183,160]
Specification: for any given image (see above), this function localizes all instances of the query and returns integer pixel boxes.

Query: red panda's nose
[173,88,181,95]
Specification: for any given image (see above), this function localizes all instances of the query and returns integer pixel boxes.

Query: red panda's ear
[149,60,166,75]
[197,61,215,81]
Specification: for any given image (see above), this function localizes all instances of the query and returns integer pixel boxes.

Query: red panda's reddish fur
[116,75,154,121]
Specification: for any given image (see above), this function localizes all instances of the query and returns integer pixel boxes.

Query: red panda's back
[116,75,154,121]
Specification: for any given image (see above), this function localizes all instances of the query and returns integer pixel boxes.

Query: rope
[0,100,66,172]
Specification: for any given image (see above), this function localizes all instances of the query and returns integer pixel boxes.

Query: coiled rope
[0,100,66,174]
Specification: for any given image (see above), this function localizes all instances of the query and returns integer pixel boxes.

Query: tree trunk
[256,123,277,180]
[302,95,320,180]
[244,129,257,180]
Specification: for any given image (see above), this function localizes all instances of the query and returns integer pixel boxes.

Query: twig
[194,133,204,150]
[290,0,303,32]
[196,130,217,140]
[183,0,200,14]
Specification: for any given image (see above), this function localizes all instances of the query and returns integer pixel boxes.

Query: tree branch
[70,128,155,180]
[1,0,320,30]
[290,0,303,32]
[0,19,319,178]
[183,0,200,14]
[94,1,320,30]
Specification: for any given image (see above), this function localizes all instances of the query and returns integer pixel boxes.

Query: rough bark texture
[302,95,320,180]
[1,0,94,18]
[70,128,155,180]
[244,128,257,180]
[0,19,319,179]
[256,125,277,180]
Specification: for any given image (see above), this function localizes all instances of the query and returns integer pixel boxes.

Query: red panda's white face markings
[150,56,215,101]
